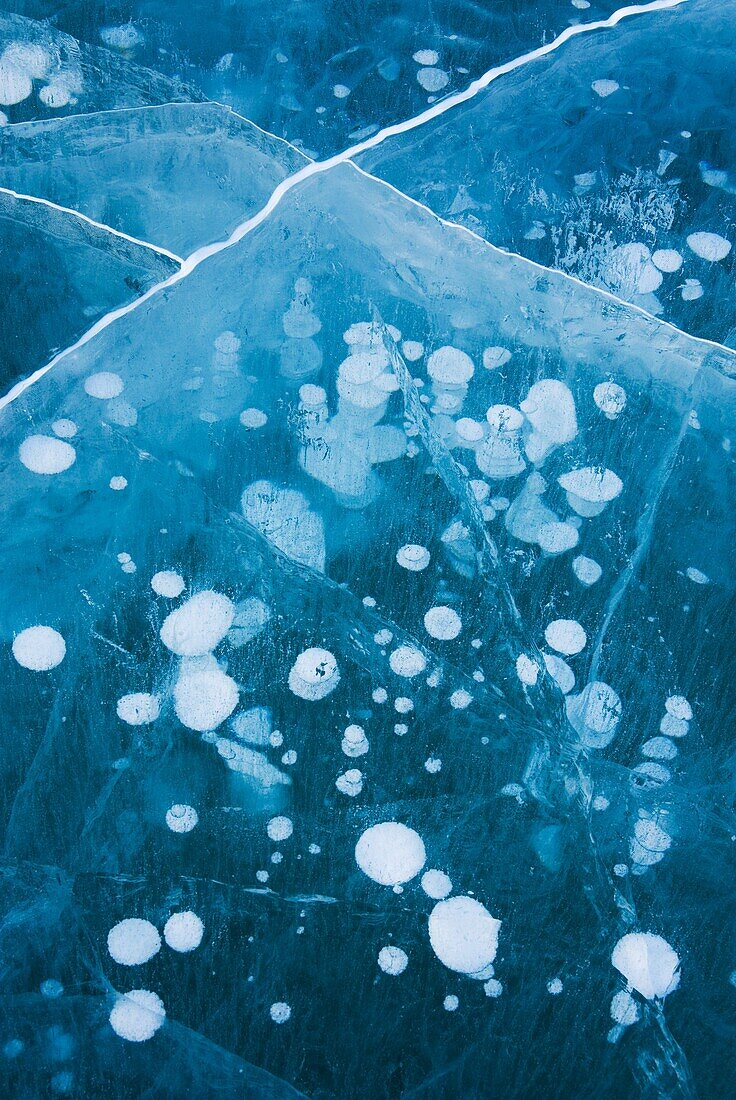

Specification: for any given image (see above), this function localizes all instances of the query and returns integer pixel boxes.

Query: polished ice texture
[1,3,735,1099]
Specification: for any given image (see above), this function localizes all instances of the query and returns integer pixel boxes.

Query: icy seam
[0,0,691,413]
[0,186,184,264]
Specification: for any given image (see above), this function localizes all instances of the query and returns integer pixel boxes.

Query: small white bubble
[270,1002,291,1023]
[378,946,408,975]
[166,804,198,833]
[267,816,293,842]
[151,571,185,598]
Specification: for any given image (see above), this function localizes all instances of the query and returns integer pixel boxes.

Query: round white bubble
[19,435,76,475]
[270,1002,291,1023]
[402,340,424,361]
[417,67,449,92]
[543,653,575,695]
[566,681,622,748]
[12,626,66,671]
[611,932,680,1000]
[240,408,268,429]
[52,419,77,439]
[166,804,198,833]
[117,693,160,725]
[686,232,731,261]
[544,619,586,656]
[421,869,453,899]
[267,816,293,842]
[537,522,579,555]
[151,571,185,598]
[423,606,462,641]
[0,60,32,105]
[428,896,501,977]
[516,654,539,686]
[572,556,602,586]
[288,647,340,700]
[389,646,427,678]
[378,946,408,975]
[396,544,430,571]
[163,911,203,953]
[107,918,161,966]
[652,249,683,273]
[593,381,627,420]
[84,372,124,399]
[109,989,165,1042]
[591,79,619,97]
[665,695,692,720]
[427,346,474,384]
[174,668,239,731]
[355,822,426,886]
[610,989,640,1026]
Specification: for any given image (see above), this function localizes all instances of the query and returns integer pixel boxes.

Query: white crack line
[345,163,736,365]
[0,0,695,414]
[0,185,184,264]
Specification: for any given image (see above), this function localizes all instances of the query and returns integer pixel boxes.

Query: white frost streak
[0,0,693,415]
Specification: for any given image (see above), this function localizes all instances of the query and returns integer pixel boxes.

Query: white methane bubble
[423,606,462,641]
[117,693,160,725]
[151,571,185,598]
[109,990,165,1042]
[174,667,239,731]
[389,645,427,678]
[163,911,204,953]
[686,232,731,261]
[355,822,426,886]
[107,919,161,966]
[566,682,622,749]
[166,804,198,833]
[84,372,124,399]
[593,382,627,420]
[160,591,234,656]
[421,870,453,899]
[12,626,66,671]
[544,619,587,656]
[396,544,431,571]
[558,467,623,517]
[267,816,293,842]
[19,435,76,475]
[378,946,409,975]
[520,379,577,465]
[288,647,340,700]
[428,897,501,978]
[611,933,680,1000]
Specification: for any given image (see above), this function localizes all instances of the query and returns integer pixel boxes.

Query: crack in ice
[0,185,184,264]
[0,0,699,415]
